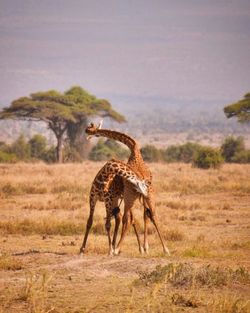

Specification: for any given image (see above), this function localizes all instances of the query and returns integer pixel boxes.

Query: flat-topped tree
[65,86,125,160]
[224,92,250,124]
[0,86,125,162]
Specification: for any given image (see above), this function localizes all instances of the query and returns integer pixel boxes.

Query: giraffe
[79,158,148,255]
[85,122,170,255]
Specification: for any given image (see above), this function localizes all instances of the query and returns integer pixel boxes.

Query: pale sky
[0,0,250,106]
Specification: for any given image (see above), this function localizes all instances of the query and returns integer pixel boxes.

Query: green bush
[193,147,224,169]
[232,150,250,163]
[89,139,129,161]
[179,142,202,163]
[10,134,31,160]
[140,145,163,162]
[0,151,17,163]
[29,134,47,159]
[42,146,56,163]
[0,135,56,163]
[163,142,201,163]
[221,136,245,162]
[163,145,181,162]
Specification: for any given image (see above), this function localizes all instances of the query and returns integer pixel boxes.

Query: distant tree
[224,92,250,123]
[65,86,125,160]
[221,136,245,162]
[0,86,125,163]
[29,134,47,159]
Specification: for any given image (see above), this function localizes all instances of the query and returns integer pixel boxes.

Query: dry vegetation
[0,162,250,313]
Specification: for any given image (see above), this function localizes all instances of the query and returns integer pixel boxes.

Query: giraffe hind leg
[79,195,97,255]
[105,214,113,256]
[112,207,121,250]
[145,206,170,256]
[143,207,150,254]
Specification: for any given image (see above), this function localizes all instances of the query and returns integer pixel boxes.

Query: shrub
[135,263,250,288]
[140,145,163,162]
[193,147,224,169]
[89,138,129,161]
[42,146,56,163]
[163,145,181,162]
[0,151,17,163]
[10,134,31,160]
[221,136,245,162]
[163,142,201,163]
[232,150,250,163]
[179,142,202,163]
[29,134,47,159]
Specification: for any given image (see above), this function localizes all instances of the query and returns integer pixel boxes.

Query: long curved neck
[96,129,139,153]
[96,128,152,180]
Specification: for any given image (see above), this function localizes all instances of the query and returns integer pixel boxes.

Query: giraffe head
[85,121,103,140]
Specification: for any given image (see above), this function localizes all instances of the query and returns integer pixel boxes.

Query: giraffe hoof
[109,248,114,256]
[144,243,149,254]
[79,250,85,258]
[114,248,120,255]
[79,247,85,255]
[139,246,144,254]
[164,247,171,256]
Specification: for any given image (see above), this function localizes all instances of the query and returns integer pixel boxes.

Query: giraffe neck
[95,128,151,179]
[96,129,140,155]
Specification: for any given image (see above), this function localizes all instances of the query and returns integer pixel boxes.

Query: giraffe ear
[97,120,103,129]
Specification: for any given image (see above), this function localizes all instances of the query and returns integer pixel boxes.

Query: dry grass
[0,255,23,271]
[0,162,250,312]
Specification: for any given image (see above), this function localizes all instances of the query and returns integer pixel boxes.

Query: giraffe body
[85,123,170,255]
[80,159,147,255]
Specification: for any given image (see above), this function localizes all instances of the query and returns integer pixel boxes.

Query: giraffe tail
[134,180,148,197]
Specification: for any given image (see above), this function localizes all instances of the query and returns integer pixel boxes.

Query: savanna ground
[0,162,249,313]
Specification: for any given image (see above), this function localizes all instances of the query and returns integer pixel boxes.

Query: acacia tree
[224,92,250,123]
[0,87,125,163]
[64,86,125,160]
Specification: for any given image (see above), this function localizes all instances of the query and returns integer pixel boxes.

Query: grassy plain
[0,162,249,312]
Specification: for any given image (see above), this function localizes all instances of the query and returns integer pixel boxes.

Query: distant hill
[0,95,249,147]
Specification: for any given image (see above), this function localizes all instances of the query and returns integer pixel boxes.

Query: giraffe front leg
[114,210,131,255]
[114,186,137,255]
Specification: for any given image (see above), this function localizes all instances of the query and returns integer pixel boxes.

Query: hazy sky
[0,0,250,105]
